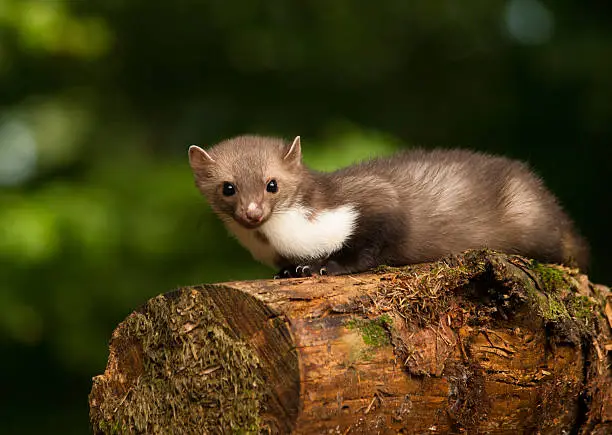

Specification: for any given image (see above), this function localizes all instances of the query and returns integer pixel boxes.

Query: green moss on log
[530,260,570,293]
[346,314,393,347]
[567,295,597,325]
[526,261,598,336]
[92,289,266,434]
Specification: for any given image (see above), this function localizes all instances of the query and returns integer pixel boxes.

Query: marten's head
[189,135,305,229]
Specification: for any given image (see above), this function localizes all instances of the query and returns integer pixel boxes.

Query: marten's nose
[245,202,263,222]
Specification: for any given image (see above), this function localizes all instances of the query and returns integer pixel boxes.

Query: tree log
[89,250,612,434]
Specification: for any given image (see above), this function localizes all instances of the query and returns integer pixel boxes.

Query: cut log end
[89,250,612,434]
[89,287,299,434]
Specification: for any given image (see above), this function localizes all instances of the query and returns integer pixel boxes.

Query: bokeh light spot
[504,0,554,45]
[0,117,37,186]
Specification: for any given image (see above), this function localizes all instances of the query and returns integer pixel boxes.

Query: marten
[188,135,588,277]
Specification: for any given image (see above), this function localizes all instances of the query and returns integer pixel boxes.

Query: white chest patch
[226,205,359,267]
[225,221,278,267]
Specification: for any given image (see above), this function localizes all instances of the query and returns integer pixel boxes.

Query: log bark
[89,250,612,434]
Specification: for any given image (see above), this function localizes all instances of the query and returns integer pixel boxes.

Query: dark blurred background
[0,1,610,433]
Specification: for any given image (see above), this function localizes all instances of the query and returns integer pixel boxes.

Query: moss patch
[523,287,570,324]
[567,295,596,321]
[530,260,569,293]
[521,260,598,339]
[346,314,393,347]
[92,289,266,434]
[545,294,571,321]
[566,294,598,332]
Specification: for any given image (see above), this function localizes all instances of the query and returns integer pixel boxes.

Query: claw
[319,267,328,276]
[295,266,303,275]
[302,265,312,276]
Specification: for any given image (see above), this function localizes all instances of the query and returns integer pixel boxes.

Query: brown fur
[189,135,589,275]
[190,136,306,227]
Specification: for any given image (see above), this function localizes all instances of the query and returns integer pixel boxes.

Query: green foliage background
[0,1,610,433]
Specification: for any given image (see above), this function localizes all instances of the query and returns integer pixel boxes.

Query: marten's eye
[266,179,278,193]
[222,182,236,197]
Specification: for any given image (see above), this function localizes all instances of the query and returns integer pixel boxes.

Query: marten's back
[326,148,589,270]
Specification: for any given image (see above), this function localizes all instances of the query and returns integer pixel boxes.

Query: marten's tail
[562,229,590,272]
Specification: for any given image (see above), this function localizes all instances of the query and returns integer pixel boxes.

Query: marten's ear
[188,145,215,170]
[283,136,302,165]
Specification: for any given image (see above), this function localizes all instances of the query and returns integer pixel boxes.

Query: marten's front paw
[273,266,300,279]
[273,267,292,279]
[274,263,330,278]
